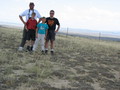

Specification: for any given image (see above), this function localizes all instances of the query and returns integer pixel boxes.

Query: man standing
[18,2,41,51]
[45,10,60,54]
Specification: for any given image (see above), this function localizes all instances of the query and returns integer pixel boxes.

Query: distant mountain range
[0,21,120,39]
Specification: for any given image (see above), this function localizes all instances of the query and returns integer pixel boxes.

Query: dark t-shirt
[46,17,60,31]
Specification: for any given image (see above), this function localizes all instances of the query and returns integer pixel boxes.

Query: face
[29,4,34,10]
[50,11,54,17]
[31,14,35,18]
[42,18,46,23]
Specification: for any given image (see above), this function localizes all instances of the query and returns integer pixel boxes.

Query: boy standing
[26,13,37,51]
[33,17,48,53]
[45,10,60,55]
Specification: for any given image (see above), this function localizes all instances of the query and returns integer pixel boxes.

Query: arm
[37,18,42,24]
[19,10,28,25]
[25,25,28,31]
[25,20,29,31]
[45,29,48,40]
[36,10,42,24]
[55,19,60,32]
[19,16,26,25]
[55,25,60,32]
[36,28,38,38]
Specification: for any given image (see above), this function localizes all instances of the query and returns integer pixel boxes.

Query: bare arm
[36,28,38,38]
[46,30,48,37]
[55,25,60,32]
[45,29,48,40]
[37,18,42,24]
[19,15,26,25]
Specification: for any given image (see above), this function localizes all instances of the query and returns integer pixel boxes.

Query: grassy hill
[0,26,120,90]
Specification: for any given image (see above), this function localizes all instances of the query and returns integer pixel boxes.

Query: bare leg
[45,40,49,49]
[26,40,30,46]
[31,40,35,46]
[50,40,55,55]
[45,40,49,54]
[50,40,54,49]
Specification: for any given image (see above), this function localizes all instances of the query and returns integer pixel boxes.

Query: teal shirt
[37,23,48,34]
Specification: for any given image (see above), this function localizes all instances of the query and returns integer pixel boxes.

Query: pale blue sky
[0,0,120,31]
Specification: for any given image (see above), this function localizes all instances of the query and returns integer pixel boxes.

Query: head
[41,17,46,23]
[29,2,35,10]
[50,10,55,17]
[31,12,36,19]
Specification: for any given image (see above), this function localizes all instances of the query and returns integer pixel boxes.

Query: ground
[0,26,120,90]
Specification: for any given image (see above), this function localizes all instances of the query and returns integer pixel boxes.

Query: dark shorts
[26,29,36,41]
[46,30,56,41]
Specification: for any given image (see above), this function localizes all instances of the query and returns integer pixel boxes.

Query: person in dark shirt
[45,10,60,54]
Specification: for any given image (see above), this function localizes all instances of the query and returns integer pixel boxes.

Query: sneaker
[45,50,48,54]
[51,51,54,55]
[30,46,33,51]
[18,47,23,51]
[27,46,30,51]
[41,50,45,54]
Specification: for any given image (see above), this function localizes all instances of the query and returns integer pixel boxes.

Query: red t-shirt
[26,19,37,30]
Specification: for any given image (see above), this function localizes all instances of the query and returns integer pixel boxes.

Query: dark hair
[50,10,55,13]
[29,2,34,5]
[42,17,46,19]
[32,12,36,16]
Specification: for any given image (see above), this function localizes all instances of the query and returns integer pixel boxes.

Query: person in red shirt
[25,12,37,51]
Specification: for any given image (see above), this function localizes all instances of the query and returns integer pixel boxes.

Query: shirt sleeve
[19,10,28,17]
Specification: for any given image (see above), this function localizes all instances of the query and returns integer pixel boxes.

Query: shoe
[41,50,45,54]
[18,47,23,51]
[45,50,48,54]
[51,51,54,55]
[30,46,33,51]
[27,46,30,51]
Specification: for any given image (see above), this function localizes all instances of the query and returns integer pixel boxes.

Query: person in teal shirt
[33,17,48,53]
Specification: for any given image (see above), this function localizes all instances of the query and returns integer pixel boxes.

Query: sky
[0,0,120,31]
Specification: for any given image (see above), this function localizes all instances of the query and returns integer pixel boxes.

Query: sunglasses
[50,13,54,14]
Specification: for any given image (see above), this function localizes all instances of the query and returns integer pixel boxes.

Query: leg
[40,34,45,51]
[50,40,54,50]
[50,40,55,55]
[45,33,50,54]
[45,40,49,49]
[33,37,40,51]
[31,40,35,46]
[26,40,30,46]
[20,27,28,47]
[26,40,31,51]
[26,30,31,51]
[50,31,56,54]
[30,30,36,51]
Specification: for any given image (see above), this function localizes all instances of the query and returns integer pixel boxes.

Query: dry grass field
[0,26,120,90]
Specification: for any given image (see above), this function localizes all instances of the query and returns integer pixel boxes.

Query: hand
[55,30,58,33]
[26,29,28,32]
[25,27,28,31]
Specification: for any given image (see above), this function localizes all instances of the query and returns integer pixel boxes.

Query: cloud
[1,0,120,31]
[58,5,120,31]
